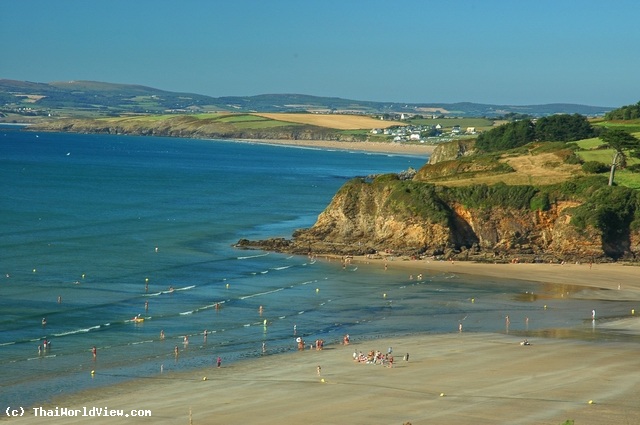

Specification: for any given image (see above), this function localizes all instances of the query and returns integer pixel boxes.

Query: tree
[535,114,595,142]
[600,129,640,186]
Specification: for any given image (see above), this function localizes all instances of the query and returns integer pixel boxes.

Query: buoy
[82,273,85,279]
[471,298,475,303]
[91,370,95,376]
[33,269,37,273]
[145,277,149,282]
[383,293,387,298]
[588,400,594,404]
[316,288,319,293]
[544,305,547,310]
[226,283,230,288]
[321,378,325,383]
[203,377,207,381]
[440,393,445,397]
[632,309,635,315]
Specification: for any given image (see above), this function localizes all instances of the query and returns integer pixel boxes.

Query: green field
[571,121,640,188]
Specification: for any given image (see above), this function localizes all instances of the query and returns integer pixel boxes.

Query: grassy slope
[419,121,640,190]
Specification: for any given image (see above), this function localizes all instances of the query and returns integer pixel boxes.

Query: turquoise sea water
[1,127,637,409]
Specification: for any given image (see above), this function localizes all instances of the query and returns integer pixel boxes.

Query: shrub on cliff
[582,161,609,174]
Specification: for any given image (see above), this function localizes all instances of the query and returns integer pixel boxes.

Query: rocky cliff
[428,139,477,164]
[237,174,640,263]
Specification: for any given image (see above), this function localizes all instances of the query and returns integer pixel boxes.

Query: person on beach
[174,345,179,357]
[203,330,208,341]
[41,317,47,326]
[217,356,222,368]
[160,329,165,340]
[92,346,97,358]
[317,365,321,376]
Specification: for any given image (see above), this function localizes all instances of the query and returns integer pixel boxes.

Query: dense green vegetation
[604,101,640,120]
[476,114,596,152]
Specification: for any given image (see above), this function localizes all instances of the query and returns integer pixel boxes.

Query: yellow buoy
[440,393,445,397]
[33,269,37,273]
[321,378,325,383]
[588,400,594,404]
[316,288,319,293]
[203,377,207,381]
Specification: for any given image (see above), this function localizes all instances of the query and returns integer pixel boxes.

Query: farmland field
[254,113,402,130]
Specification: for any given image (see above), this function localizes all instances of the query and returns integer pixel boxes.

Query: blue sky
[2,0,638,106]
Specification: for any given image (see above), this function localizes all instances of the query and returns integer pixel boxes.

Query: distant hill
[0,78,615,119]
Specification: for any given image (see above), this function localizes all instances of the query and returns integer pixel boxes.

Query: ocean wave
[129,340,154,346]
[53,325,101,337]
[237,252,270,260]
[239,287,284,300]
[271,265,292,271]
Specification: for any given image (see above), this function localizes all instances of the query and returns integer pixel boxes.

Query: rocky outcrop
[237,175,639,263]
[428,139,477,164]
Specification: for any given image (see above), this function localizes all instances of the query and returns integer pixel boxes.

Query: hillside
[238,119,640,263]
[0,79,615,121]
[25,113,405,143]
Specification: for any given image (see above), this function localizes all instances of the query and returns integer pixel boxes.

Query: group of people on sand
[353,347,404,368]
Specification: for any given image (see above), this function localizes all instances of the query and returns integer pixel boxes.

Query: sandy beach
[238,138,436,157]
[8,260,640,425]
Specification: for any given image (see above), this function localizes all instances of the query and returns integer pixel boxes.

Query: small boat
[130,314,144,323]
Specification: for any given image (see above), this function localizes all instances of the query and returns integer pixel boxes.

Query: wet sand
[10,261,640,425]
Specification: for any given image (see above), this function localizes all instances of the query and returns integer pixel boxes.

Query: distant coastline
[233,138,436,156]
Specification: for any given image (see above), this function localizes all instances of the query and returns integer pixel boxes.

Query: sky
[2,0,639,107]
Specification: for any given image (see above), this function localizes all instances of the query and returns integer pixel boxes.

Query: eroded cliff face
[428,139,477,164]
[238,178,636,262]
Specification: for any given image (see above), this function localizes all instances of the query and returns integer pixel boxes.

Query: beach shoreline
[233,138,436,157]
[8,259,640,425]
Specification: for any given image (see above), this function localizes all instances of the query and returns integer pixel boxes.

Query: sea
[1,126,637,410]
